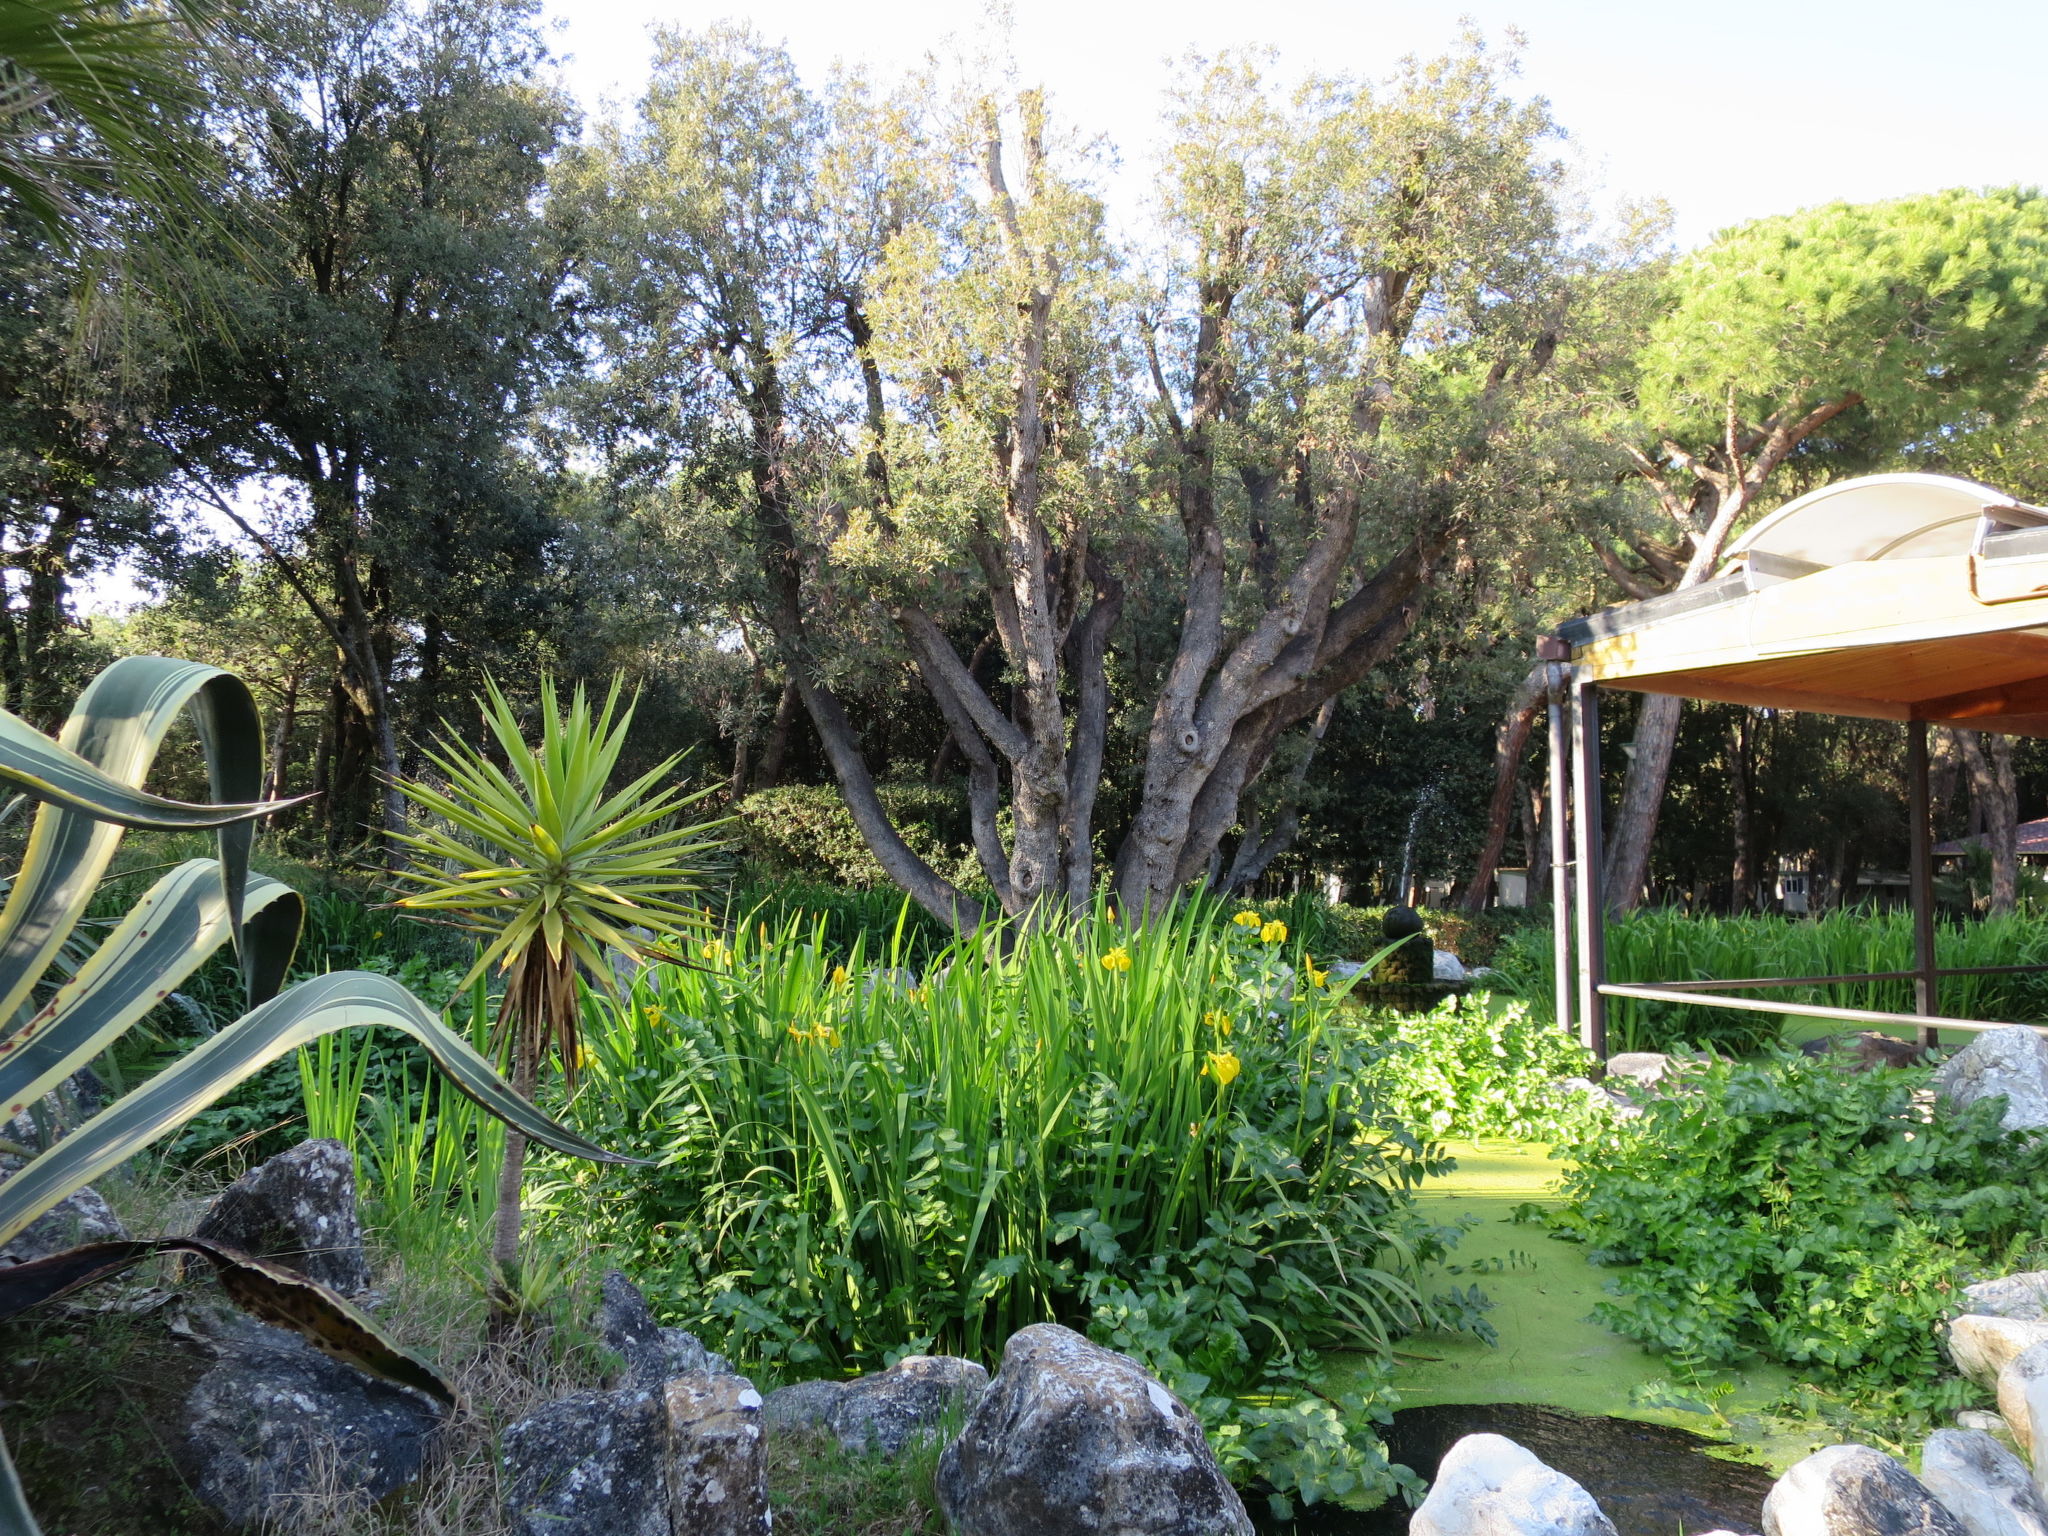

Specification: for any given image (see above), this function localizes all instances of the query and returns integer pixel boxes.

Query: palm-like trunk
[488,936,578,1334]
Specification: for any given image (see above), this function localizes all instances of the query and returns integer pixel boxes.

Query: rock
[1801,1031,1931,1071]
[1921,1428,2048,1536]
[0,1150,125,1265]
[1433,949,1467,983]
[504,1388,670,1536]
[830,1355,989,1455]
[1409,1433,1618,1536]
[1935,1027,2048,1134]
[192,1139,370,1295]
[862,967,917,998]
[935,1323,1252,1536]
[761,1377,848,1435]
[1996,1341,2048,1467]
[1550,1078,1641,1121]
[598,1269,729,1388]
[1605,1053,1673,1091]
[183,1316,444,1529]
[1762,1444,1965,1536]
[1327,960,1368,983]
[1958,1410,2021,1454]
[665,1373,771,1536]
[1949,1316,2048,1391]
[1969,1273,2048,1322]
[504,1374,770,1536]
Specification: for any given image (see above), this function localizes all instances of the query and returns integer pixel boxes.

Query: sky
[537,0,2048,249]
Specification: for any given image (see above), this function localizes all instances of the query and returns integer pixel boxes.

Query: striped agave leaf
[0,860,302,1121]
[0,970,635,1251]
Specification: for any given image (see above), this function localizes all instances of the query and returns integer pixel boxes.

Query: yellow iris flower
[1259,920,1287,944]
[1101,946,1133,973]
[1203,1050,1242,1088]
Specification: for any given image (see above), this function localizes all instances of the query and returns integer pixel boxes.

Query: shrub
[1548,1050,2048,1427]
[736,784,979,889]
[539,899,1480,1509]
[1357,996,1599,1142]
[1495,908,2048,1055]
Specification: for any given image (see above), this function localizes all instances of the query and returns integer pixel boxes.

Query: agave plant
[389,674,727,1326]
[0,656,630,1536]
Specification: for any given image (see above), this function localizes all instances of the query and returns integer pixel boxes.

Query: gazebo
[1542,473,2048,1058]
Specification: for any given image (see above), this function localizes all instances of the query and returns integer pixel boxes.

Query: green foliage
[1549,1051,2048,1427]
[1641,188,2048,453]
[542,898,1474,1508]
[721,879,982,968]
[1497,908,2048,1053]
[736,785,979,891]
[1357,996,1599,1143]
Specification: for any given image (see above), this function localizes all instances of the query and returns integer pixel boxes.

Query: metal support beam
[1546,664,1574,1041]
[1907,719,1940,1050]
[1570,672,1606,1060]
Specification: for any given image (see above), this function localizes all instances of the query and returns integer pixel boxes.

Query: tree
[390,676,725,1329]
[579,31,1571,924]
[1595,188,2048,908]
[159,0,579,855]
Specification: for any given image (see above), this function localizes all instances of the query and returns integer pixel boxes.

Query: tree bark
[1956,728,2019,914]
[1462,665,1545,912]
[1729,714,1755,912]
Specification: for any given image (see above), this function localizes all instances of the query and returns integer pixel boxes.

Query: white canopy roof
[1727,472,2048,570]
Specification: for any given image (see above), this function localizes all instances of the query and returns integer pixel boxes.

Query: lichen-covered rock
[504,1388,669,1536]
[0,1160,125,1265]
[761,1378,848,1435]
[1935,1027,2048,1134]
[598,1269,728,1388]
[935,1323,1252,1536]
[1996,1341,2048,1469]
[830,1355,988,1455]
[1920,1428,2048,1536]
[1762,1444,1965,1536]
[665,1373,771,1536]
[1950,1316,2048,1391]
[193,1138,369,1294]
[1409,1434,1618,1536]
[183,1316,444,1529]
[1969,1272,2048,1322]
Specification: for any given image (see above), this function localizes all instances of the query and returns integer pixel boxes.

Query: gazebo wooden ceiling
[1539,474,2048,1062]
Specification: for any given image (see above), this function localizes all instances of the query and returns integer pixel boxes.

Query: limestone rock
[1762,1444,1965,1536]
[1409,1433,1618,1536]
[1605,1053,1674,1092]
[183,1316,444,1529]
[1958,1410,2021,1455]
[1433,949,1467,983]
[761,1378,848,1435]
[1997,1341,2048,1467]
[1935,1027,2048,1134]
[1970,1273,2048,1322]
[1921,1428,2048,1536]
[0,1154,125,1266]
[193,1139,369,1295]
[598,1269,729,1388]
[504,1388,669,1536]
[504,1373,770,1536]
[829,1354,988,1455]
[665,1373,771,1536]
[935,1323,1252,1536]
[1950,1316,2048,1391]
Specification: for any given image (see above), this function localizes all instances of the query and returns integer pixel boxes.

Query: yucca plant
[0,656,628,1536]
[389,674,726,1326]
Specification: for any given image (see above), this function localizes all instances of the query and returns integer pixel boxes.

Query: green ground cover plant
[1357,996,1598,1142]
[1547,1049,2048,1431]
[538,898,1482,1510]
[1498,908,2048,1053]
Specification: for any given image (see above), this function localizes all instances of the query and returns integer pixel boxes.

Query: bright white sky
[539,0,2048,249]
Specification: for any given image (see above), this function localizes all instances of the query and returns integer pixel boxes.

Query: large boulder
[183,1316,445,1529]
[1920,1428,2048,1536]
[1969,1272,2048,1322]
[830,1354,988,1455]
[935,1323,1252,1536]
[503,1374,770,1536]
[0,1160,125,1266]
[1409,1433,1618,1536]
[760,1378,848,1436]
[1957,1410,2022,1456]
[1996,1341,2048,1467]
[1762,1444,1965,1536]
[192,1139,370,1295]
[1934,1028,2048,1134]
[598,1269,729,1388]
[1949,1316,2048,1391]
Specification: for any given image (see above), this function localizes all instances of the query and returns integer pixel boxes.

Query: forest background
[13,0,2048,920]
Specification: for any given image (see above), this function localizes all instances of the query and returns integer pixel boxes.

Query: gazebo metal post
[1546,663,1575,1039]
[1569,671,1607,1059]
[1907,720,1940,1049]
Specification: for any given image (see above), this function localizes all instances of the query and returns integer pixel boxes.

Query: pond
[1254,1403,1775,1536]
